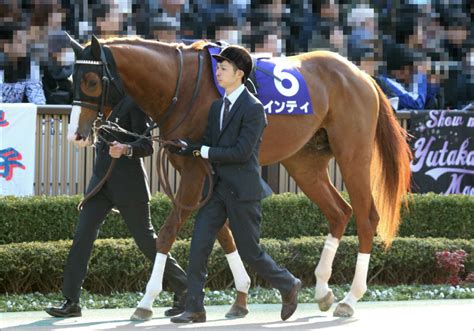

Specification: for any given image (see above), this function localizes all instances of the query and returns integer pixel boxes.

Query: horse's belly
[259,115,321,165]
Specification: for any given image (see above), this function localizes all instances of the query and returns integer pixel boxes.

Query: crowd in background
[0,0,473,109]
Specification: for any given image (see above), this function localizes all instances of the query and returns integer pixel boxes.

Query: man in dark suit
[170,45,301,323]
[45,95,187,318]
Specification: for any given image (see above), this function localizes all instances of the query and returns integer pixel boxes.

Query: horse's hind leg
[217,223,251,318]
[325,120,377,317]
[281,140,352,312]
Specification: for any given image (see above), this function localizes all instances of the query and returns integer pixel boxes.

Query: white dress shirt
[200,84,245,159]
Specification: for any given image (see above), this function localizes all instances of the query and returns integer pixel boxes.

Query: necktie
[222,97,231,129]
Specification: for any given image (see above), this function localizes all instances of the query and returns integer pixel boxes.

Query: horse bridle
[72,43,126,126]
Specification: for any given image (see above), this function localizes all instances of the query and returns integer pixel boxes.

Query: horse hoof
[316,289,334,312]
[333,302,354,317]
[225,303,249,319]
[130,307,153,321]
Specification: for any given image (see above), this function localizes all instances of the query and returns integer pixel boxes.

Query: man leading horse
[169,45,302,323]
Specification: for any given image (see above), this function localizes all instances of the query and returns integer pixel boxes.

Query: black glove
[166,139,182,154]
[169,138,202,157]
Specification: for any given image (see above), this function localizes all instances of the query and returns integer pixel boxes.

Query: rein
[155,138,214,211]
[154,49,214,211]
[77,134,117,211]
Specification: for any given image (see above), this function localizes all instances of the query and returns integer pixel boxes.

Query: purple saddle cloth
[207,46,314,115]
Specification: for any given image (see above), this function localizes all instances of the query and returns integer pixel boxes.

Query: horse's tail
[370,78,412,248]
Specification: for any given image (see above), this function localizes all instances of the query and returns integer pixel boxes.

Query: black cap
[212,45,253,80]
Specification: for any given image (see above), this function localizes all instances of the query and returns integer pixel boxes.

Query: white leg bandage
[226,251,251,293]
[341,253,370,308]
[315,234,339,300]
[137,253,167,310]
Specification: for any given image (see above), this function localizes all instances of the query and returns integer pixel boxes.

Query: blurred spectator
[215,24,242,45]
[41,32,74,105]
[253,31,283,56]
[1,29,46,105]
[182,0,247,42]
[393,2,421,45]
[405,17,439,64]
[435,1,474,109]
[283,0,317,54]
[347,4,378,60]
[90,0,127,37]
[139,0,183,42]
[244,0,284,55]
[153,0,185,40]
[438,60,474,110]
[357,53,381,77]
[376,43,440,110]
[439,7,469,62]
[319,1,344,53]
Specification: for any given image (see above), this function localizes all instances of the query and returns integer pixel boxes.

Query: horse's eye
[87,80,98,89]
[80,72,102,97]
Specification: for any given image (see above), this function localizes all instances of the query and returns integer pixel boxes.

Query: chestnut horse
[67,35,411,318]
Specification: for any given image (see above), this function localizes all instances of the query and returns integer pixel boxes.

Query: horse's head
[66,34,124,147]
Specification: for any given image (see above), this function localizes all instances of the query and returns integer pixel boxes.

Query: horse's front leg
[131,162,204,320]
[217,223,251,318]
[131,159,250,319]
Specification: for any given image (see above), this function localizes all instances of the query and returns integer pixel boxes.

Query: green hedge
[1,236,472,294]
[0,193,473,244]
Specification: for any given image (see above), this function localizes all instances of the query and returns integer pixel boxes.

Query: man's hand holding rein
[169,138,204,158]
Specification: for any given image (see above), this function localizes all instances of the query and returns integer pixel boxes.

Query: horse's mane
[91,36,209,51]
[189,40,209,50]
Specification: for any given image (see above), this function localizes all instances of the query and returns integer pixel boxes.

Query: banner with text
[410,110,474,195]
[0,103,36,196]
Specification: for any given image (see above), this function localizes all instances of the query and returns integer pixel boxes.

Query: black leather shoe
[45,299,82,318]
[281,278,302,321]
[164,292,186,317]
[170,311,206,323]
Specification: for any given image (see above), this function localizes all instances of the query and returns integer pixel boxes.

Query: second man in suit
[169,45,302,323]
[45,95,188,319]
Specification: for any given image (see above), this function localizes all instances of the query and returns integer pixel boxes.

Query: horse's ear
[65,31,83,57]
[91,35,102,60]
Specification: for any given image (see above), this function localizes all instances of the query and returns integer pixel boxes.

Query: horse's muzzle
[68,132,92,147]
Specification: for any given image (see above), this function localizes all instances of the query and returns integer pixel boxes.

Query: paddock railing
[34,105,410,196]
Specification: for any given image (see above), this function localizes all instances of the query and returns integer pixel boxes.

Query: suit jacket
[201,88,273,201]
[86,96,153,204]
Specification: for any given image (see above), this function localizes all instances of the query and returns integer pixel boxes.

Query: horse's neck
[109,41,217,140]
[108,42,181,122]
